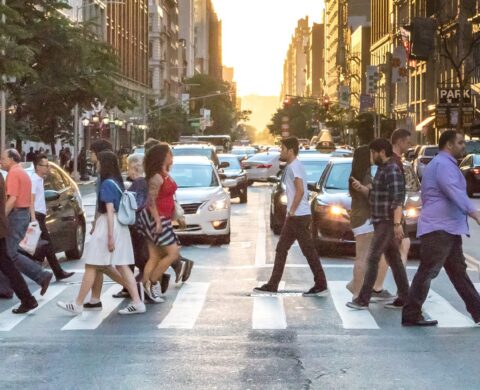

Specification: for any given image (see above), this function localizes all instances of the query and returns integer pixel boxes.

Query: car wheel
[65,219,85,260]
[239,186,248,203]
[467,177,475,197]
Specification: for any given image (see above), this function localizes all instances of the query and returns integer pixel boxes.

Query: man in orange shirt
[0,149,52,297]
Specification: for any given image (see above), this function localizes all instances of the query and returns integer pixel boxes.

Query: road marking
[62,285,124,330]
[158,282,210,329]
[254,193,267,266]
[465,253,480,278]
[423,289,474,328]
[0,285,67,332]
[252,281,287,329]
[329,281,380,329]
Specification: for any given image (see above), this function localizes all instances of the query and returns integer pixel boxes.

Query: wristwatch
[288,211,295,217]
[393,222,402,227]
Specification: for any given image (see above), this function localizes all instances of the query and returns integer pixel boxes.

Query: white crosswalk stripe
[252,282,287,329]
[0,285,67,332]
[423,289,474,328]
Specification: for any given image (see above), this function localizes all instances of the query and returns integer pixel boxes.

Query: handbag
[19,222,42,256]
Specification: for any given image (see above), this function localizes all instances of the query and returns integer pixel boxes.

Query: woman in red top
[138,143,182,302]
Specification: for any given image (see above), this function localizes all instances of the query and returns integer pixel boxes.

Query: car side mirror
[45,190,60,202]
[267,176,280,183]
[219,161,230,169]
[222,179,237,188]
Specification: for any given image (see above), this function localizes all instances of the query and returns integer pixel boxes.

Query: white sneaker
[57,301,83,315]
[118,303,146,315]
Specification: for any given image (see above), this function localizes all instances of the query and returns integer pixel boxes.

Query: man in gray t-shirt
[253,137,328,296]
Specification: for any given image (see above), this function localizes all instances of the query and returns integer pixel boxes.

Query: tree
[147,103,189,143]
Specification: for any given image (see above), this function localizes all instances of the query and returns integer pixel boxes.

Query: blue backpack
[108,179,138,226]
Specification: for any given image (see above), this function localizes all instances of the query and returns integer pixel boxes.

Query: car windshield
[324,163,351,190]
[302,161,328,183]
[219,156,241,169]
[371,164,419,192]
[170,164,219,188]
[465,141,480,154]
[474,155,480,165]
[173,148,212,159]
[424,147,438,156]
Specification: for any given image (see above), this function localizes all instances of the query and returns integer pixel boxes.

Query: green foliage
[147,102,189,143]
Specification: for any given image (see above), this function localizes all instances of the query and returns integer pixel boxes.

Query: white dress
[83,213,134,266]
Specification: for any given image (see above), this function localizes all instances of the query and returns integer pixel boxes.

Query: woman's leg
[116,265,142,305]
[75,265,99,306]
[143,241,163,288]
[150,243,180,283]
[373,254,389,292]
[351,232,372,298]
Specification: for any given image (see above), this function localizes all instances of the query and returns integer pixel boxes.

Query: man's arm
[5,196,16,217]
[289,177,304,216]
[387,166,406,240]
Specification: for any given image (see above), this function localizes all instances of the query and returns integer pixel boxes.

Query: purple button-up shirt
[417,151,476,237]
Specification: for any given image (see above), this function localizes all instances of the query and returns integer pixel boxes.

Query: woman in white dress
[57,151,146,315]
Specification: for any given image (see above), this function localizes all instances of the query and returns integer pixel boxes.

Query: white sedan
[242,152,281,183]
[170,156,232,244]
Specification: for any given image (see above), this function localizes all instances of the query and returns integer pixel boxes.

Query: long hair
[349,145,371,197]
[98,150,124,190]
[144,143,171,181]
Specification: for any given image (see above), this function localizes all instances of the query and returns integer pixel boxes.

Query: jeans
[403,231,480,322]
[356,221,409,305]
[0,237,34,303]
[267,215,327,290]
[0,209,51,291]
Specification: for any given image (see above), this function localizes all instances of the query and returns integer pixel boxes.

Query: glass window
[219,156,241,169]
[170,164,219,188]
[324,163,351,190]
[172,148,212,159]
[465,141,480,155]
[302,161,328,183]
[423,147,438,156]
[474,155,480,166]
[44,167,67,192]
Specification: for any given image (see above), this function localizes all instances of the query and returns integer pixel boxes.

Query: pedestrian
[0,149,53,297]
[0,171,39,313]
[26,147,35,162]
[347,145,393,300]
[137,143,182,302]
[346,138,409,310]
[253,136,328,296]
[57,151,146,315]
[29,154,75,281]
[402,130,480,326]
[390,128,413,264]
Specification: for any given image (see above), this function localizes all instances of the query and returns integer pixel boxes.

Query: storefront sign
[438,88,471,104]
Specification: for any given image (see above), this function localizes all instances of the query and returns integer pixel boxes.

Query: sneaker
[182,259,194,282]
[252,284,277,294]
[143,282,164,303]
[83,301,102,311]
[160,273,170,294]
[371,289,396,302]
[384,298,404,309]
[57,301,83,315]
[303,286,329,297]
[175,261,186,283]
[112,289,130,299]
[346,300,369,310]
[118,302,146,315]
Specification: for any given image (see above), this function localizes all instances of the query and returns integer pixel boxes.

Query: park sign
[438,87,471,105]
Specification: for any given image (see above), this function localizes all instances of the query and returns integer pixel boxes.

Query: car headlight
[280,194,287,205]
[404,207,419,218]
[329,205,348,217]
[208,197,229,211]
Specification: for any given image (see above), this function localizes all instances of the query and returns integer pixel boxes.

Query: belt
[12,207,29,211]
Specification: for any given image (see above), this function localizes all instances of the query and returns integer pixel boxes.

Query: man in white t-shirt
[254,137,328,296]
[30,154,74,281]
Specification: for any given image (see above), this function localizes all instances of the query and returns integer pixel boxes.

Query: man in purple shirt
[402,130,480,326]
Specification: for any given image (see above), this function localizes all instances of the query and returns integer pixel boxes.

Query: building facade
[350,25,371,112]
[178,0,196,78]
[305,22,325,98]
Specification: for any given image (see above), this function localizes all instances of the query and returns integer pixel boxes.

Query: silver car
[413,145,438,180]
[242,152,281,183]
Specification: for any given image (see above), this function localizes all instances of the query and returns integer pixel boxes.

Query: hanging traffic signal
[323,96,330,112]
[283,97,291,108]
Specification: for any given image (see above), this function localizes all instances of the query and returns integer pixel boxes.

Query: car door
[44,166,70,252]
[459,156,473,178]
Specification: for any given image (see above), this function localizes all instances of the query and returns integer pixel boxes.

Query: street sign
[438,87,471,104]
[366,65,380,94]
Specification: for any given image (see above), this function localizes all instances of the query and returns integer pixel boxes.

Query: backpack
[108,179,138,226]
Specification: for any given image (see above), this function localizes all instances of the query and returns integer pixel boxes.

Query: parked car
[413,145,439,180]
[269,154,331,234]
[4,162,87,260]
[170,156,232,244]
[230,146,257,161]
[218,154,248,203]
[465,140,480,156]
[311,158,421,256]
[172,144,220,167]
[242,152,281,184]
[459,154,480,197]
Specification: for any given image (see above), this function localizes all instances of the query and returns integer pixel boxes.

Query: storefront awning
[415,116,435,131]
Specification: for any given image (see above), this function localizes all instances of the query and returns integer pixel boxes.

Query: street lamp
[92,114,100,123]
[102,117,110,125]
[82,118,90,127]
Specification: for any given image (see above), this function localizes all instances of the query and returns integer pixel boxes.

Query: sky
[212,0,325,97]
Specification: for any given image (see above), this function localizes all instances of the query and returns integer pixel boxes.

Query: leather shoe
[12,298,38,314]
[40,273,53,296]
[56,271,75,281]
[402,319,438,327]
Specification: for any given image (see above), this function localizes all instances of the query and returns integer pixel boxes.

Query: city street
[1,184,480,389]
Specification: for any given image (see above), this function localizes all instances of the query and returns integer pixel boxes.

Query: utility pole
[72,104,80,181]
[1,0,6,152]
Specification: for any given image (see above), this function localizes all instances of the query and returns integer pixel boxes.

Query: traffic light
[323,96,330,112]
[283,97,291,108]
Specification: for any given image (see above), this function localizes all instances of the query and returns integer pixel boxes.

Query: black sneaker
[384,298,404,310]
[346,300,369,310]
[112,288,130,299]
[83,302,102,311]
[161,273,170,294]
[182,259,194,282]
[252,284,277,294]
[303,286,329,297]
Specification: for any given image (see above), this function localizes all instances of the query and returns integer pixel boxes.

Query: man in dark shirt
[26,147,35,162]
[0,172,38,313]
[347,138,410,310]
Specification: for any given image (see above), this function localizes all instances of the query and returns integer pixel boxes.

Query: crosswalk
[0,281,478,333]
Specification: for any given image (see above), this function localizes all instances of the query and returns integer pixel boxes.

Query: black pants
[403,231,480,322]
[267,215,327,290]
[357,221,409,305]
[0,238,34,303]
[31,213,65,278]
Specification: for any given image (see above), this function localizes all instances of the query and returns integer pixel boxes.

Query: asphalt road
[1,184,480,389]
